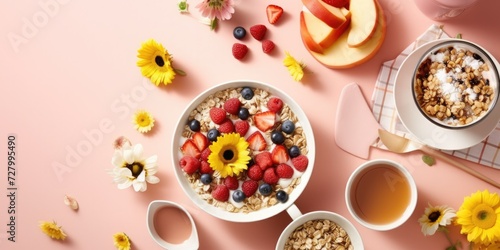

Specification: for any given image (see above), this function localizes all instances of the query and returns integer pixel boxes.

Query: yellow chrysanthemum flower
[456,190,500,245]
[113,232,131,250]
[133,110,155,133]
[208,133,251,178]
[137,39,177,86]
[283,51,305,82]
[39,221,67,240]
[472,242,500,250]
[418,204,456,236]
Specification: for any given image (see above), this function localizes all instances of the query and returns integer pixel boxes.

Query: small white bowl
[171,80,315,223]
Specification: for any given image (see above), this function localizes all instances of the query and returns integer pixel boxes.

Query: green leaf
[174,68,187,76]
[210,18,218,31]
[446,246,457,250]
[422,155,436,166]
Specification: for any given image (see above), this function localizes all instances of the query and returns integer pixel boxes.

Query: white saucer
[394,38,500,150]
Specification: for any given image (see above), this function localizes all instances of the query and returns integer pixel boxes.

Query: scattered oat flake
[64,195,79,210]
[422,155,436,166]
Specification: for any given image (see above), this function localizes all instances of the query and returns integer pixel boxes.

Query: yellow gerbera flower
[283,51,305,82]
[472,242,500,250]
[137,39,177,86]
[113,232,131,250]
[39,221,67,240]
[456,190,500,245]
[208,133,251,178]
[133,110,155,133]
[418,204,456,236]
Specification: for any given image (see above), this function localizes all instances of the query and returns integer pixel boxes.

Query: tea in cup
[345,159,417,231]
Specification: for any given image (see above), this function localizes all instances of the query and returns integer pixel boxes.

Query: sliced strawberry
[200,147,211,161]
[253,111,276,132]
[266,4,284,24]
[180,139,201,158]
[272,145,290,164]
[192,132,209,151]
[247,131,267,151]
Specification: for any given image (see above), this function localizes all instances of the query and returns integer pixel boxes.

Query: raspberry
[179,155,200,175]
[247,164,263,181]
[224,176,239,190]
[199,160,214,174]
[223,98,241,115]
[200,147,211,161]
[267,97,283,112]
[254,152,273,170]
[276,163,294,179]
[212,185,229,202]
[242,180,258,197]
[263,168,279,185]
[250,24,267,41]
[291,155,308,172]
[234,120,250,136]
[209,107,227,124]
[218,119,234,133]
[232,43,248,60]
[262,40,275,54]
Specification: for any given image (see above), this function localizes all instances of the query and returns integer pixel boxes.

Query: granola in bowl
[172,80,315,222]
[413,40,499,128]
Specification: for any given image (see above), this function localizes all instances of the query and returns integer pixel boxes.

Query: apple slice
[299,11,324,54]
[304,2,386,69]
[302,7,351,51]
[301,0,347,28]
[347,0,378,48]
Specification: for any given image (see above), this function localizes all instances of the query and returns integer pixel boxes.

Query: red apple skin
[301,0,346,29]
[300,11,325,54]
[317,12,351,49]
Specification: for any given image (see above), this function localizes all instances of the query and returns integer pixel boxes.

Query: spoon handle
[420,146,500,189]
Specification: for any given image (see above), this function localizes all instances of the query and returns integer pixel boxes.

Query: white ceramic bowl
[171,80,315,222]
[412,39,499,129]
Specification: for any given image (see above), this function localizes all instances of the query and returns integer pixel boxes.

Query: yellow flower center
[220,146,236,163]
[208,0,224,8]
[155,56,165,67]
[125,162,144,178]
[136,114,151,127]
[472,203,497,229]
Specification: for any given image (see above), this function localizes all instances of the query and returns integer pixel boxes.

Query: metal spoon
[378,129,500,189]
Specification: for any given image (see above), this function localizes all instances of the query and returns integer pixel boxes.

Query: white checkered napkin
[371,24,500,169]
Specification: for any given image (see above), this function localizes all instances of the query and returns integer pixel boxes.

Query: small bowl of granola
[413,39,499,128]
[172,80,315,222]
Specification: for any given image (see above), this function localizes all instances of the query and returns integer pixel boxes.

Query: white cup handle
[286,204,303,220]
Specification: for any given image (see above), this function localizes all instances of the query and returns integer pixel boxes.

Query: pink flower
[196,0,235,21]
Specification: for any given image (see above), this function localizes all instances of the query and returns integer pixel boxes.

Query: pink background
[1,0,500,249]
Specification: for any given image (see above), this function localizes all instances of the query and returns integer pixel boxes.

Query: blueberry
[188,119,200,132]
[288,145,301,158]
[241,87,254,100]
[207,128,220,142]
[233,26,247,40]
[281,120,295,134]
[238,107,250,120]
[232,190,246,202]
[271,131,285,144]
[276,190,288,203]
[200,174,212,185]
[259,183,272,196]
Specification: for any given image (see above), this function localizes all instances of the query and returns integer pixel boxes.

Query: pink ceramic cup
[413,0,480,21]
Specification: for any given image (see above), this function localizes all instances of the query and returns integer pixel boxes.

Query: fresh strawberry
[199,160,214,174]
[322,0,349,8]
[218,119,234,133]
[223,98,241,115]
[224,176,239,190]
[291,155,309,172]
[200,147,211,161]
[263,168,279,185]
[234,120,250,136]
[192,132,209,151]
[253,111,276,132]
[276,163,294,179]
[210,107,227,124]
[267,97,283,113]
[212,185,229,201]
[266,4,284,24]
[250,24,267,41]
[271,145,290,164]
[247,164,263,181]
[247,131,267,151]
[262,40,275,54]
[181,139,201,158]
[242,180,258,197]
[179,155,200,175]
[232,43,249,60]
[254,151,273,170]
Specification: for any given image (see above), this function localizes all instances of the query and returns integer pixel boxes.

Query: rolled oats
[284,220,352,250]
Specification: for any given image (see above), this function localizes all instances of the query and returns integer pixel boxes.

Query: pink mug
[414,0,480,21]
